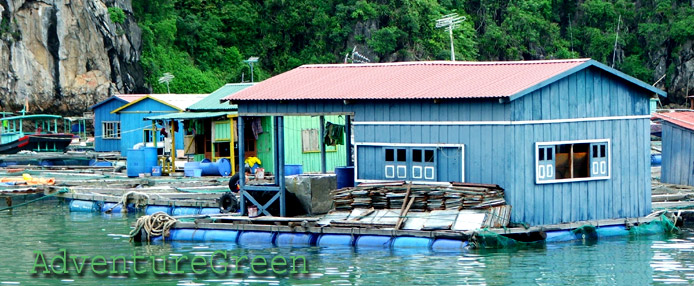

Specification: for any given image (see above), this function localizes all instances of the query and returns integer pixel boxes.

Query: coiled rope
[129,212,177,242]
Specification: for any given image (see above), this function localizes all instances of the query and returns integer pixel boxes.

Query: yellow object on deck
[0,174,56,185]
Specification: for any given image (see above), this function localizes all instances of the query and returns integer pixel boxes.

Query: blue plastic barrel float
[203,230,239,242]
[355,235,392,248]
[284,164,303,176]
[596,225,630,238]
[335,166,355,189]
[200,208,220,215]
[237,231,276,246]
[275,233,316,247]
[317,234,354,247]
[651,154,662,166]
[392,237,434,249]
[171,207,200,216]
[170,229,206,242]
[145,205,172,215]
[126,148,144,177]
[69,200,99,212]
[431,239,468,252]
[199,158,232,176]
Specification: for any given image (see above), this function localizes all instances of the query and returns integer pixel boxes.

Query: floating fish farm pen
[132,181,680,251]
[0,165,234,214]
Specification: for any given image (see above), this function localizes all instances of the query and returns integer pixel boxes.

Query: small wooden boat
[0,114,74,154]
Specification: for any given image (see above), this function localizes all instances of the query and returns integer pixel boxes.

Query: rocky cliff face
[0,0,145,115]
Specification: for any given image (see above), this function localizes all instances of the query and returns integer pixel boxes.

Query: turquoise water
[1,202,694,285]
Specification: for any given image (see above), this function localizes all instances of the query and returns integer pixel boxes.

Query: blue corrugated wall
[236,66,653,226]
[117,98,184,155]
[661,122,694,186]
[92,99,125,152]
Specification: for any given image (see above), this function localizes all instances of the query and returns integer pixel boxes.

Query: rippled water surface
[2,202,694,285]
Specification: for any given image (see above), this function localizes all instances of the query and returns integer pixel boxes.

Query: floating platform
[138,213,677,251]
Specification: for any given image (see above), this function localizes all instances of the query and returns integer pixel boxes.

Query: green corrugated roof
[187,83,252,111]
[144,111,234,121]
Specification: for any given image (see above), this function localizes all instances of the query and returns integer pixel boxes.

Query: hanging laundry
[324,121,345,146]
[251,117,263,140]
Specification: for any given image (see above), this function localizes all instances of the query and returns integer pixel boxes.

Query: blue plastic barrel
[151,166,162,176]
[200,208,220,215]
[597,225,630,238]
[317,234,354,247]
[335,166,355,189]
[276,233,316,247]
[651,154,662,166]
[431,239,468,252]
[284,164,303,176]
[126,148,144,177]
[237,231,276,246]
[39,160,54,167]
[170,229,206,241]
[145,206,172,215]
[143,147,158,173]
[69,200,99,212]
[101,202,122,213]
[172,207,200,216]
[356,235,392,248]
[544,230,576,243]
[392,237,433,249]
[199,158,232,176]
[203,230,239,242]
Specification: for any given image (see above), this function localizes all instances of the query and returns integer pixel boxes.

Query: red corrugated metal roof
[223,59,590,101]
[653,112,694,131]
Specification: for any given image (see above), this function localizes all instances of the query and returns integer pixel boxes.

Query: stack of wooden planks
[331,182,506,212]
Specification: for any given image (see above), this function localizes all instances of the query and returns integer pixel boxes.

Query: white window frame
[535,139,611,184]
[354,142,465,184]
[102,121,120,139]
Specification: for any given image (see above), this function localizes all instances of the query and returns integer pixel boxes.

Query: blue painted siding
[92,99,125,152]
[352,118,651,225]
[234,65,653,226]
[510,68,650,120]
[661,122,694,186]
[239,99,509,122]
[117,98,184,154]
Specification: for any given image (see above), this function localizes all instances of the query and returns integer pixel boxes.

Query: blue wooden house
[90,95,144,152]
[110,94,207,155]
[654,112,694,186]
[223,59,666,225]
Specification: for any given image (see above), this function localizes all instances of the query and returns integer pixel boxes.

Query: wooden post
[211,121,216,162]
[345,115,352,166]
[319,115,326,173]
[395,183,412,229]
[170,120,176,172]
[229,115,236,175]
[238,116,245,215]
[569,144,574,179]
[277,116,286,217]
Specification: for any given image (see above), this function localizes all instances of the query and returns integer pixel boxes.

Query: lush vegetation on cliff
[131,0,694,102]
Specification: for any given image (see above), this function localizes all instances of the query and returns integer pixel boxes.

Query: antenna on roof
[436,13,466,61]
[345,46,370,64]
[158,72,175,93]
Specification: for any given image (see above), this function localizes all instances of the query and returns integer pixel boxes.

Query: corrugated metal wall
[256,116,347,173]
[93,99,124,152]
[661,122,694,186]
[118,99,184,154]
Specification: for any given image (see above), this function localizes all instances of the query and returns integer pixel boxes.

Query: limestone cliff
[0,0,145,115]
